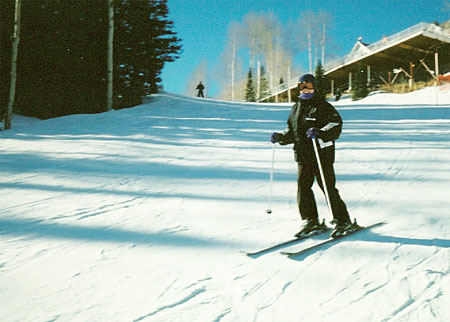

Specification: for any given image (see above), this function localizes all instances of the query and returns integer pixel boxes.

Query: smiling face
[298,82,315,93]
[298,82,315,100]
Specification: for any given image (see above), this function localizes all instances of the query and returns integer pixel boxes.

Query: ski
[245,228,331,258]
[281,221,386,258]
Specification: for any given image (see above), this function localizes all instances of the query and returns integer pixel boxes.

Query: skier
[335,88,342,101]
[270,73,355,238]
[196,81,205,97]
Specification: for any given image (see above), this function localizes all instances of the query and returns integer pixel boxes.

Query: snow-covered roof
[324,22,450,75]
[262,22,450,101]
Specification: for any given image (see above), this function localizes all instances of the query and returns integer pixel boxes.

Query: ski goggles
[298,83,314,91]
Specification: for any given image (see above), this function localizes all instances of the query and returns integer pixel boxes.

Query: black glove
[306,127,322,139]
[270,132,282,144]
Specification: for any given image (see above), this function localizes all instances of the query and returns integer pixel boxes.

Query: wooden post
[409,62,414,89]
[435,52,439,106]
[348,72,352,91]
[367,65,371,86]
[420,59,437,80]
[379,76,389,87]
[331,79,335,96]
[435,53,439,86]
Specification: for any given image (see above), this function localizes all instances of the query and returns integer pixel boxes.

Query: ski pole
[312,138,334,218]
[266,144,276,214]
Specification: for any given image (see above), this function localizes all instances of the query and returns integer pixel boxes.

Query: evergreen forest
[0,0,181,119]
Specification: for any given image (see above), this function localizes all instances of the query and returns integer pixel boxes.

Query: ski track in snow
[1,88,450,321]
[133,287,207,321]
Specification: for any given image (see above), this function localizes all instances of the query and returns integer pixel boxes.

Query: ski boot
[331,218,361,238]
[295,218,328,238]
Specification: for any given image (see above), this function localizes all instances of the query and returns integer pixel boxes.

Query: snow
[1,86,450,322]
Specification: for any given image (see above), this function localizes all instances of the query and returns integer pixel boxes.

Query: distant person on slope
[196,81,205,97]
[270,73,356,238]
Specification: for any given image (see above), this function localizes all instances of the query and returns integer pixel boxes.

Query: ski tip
[244,250,264,258]
[241,250,254,257]
[246,252,262,259]
[352,220,387,230]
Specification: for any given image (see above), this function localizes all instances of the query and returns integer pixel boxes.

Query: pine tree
[1,0,110,118]
[0,0,182,119]
[245,68,256,102]
[114,0,182,109]
[259,65,270,100]
[314,60,326,100]
[352,63,369,101]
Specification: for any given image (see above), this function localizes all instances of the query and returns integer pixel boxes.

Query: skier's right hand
[270,132,282,144]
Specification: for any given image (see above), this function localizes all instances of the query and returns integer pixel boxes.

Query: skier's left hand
[306,127,321,139]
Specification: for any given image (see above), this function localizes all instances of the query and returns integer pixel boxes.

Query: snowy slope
[1,87,450,322]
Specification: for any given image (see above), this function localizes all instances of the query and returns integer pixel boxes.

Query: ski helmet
[298,74,317,89]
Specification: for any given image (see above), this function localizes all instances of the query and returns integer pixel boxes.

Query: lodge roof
[263,21,450,101]
[324,22,450,77]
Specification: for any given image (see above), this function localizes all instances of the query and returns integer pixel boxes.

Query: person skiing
[196,81,205,97]
[270,73,355,238]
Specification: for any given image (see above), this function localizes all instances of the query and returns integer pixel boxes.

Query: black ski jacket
[278,96,343,164]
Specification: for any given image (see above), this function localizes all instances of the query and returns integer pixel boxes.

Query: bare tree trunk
[5,0,22,130]
[271,28,282,95]
[321,21,326,64]
[287,65,292,102]
[218,21,241,101]
[106,0,114,111]
[307,24,312,74]
[231,41,236,101]
[274,50,279,91]
[268,51,274,94]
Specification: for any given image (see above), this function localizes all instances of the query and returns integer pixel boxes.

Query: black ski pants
[297,160,350,223]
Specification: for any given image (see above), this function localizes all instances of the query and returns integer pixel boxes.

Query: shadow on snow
[288,229,450,261]
[0,217,240,249]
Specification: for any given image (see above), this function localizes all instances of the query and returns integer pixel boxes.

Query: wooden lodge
[261,22,450,102]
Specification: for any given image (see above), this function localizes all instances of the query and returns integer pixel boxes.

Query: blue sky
[162,0,450,97]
